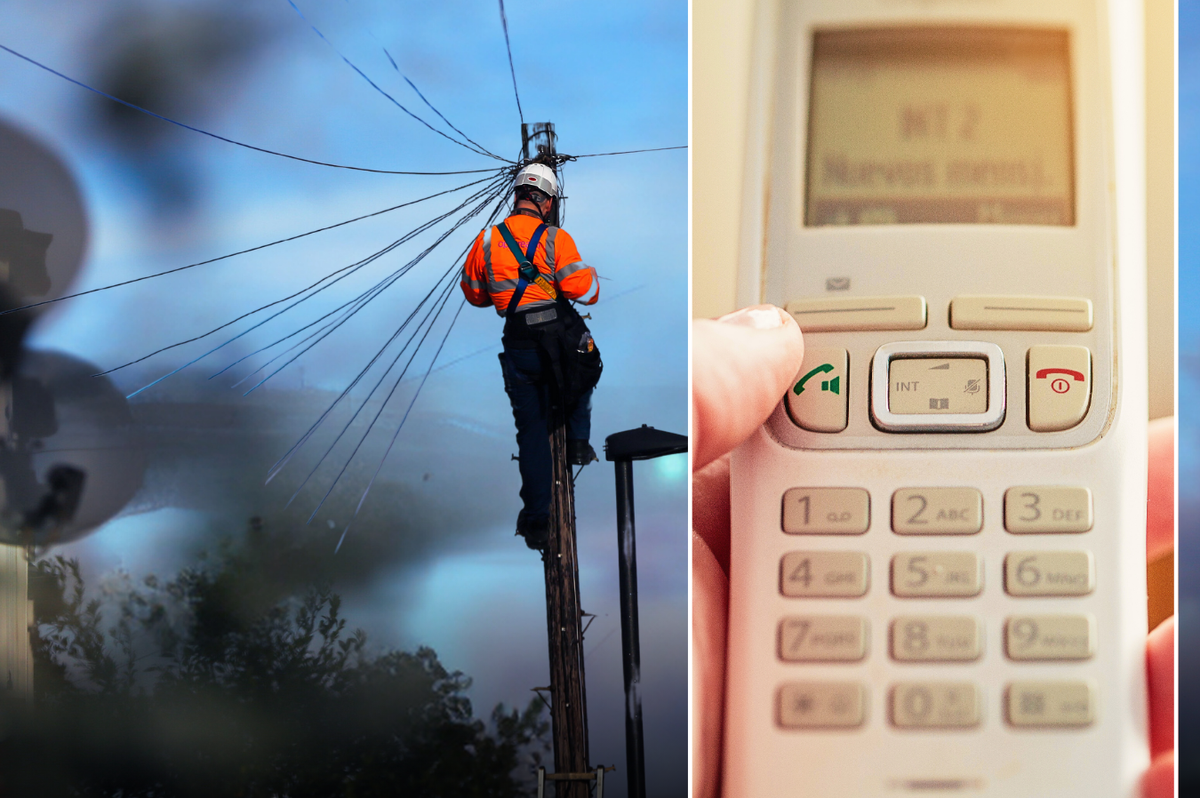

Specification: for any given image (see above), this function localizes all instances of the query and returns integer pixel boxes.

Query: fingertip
[1147,417,1174,562]
[1148,616,1175,757]
[1141,752,1174,798]
[692,306,803,470]
[692,532,728,798]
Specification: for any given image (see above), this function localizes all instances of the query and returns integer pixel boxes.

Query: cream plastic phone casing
[724,0,1148,795]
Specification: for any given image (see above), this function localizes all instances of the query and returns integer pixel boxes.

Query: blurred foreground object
[0,117,88,309]
[0,350,145,547]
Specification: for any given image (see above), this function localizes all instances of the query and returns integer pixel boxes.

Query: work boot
[516,509,549,550]
[568,439,598,466]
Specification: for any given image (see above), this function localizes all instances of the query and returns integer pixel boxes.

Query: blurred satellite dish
[0,116,89,309]
[0,350,145,546]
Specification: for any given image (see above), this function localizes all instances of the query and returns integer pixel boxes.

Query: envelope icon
[826,277,851,291]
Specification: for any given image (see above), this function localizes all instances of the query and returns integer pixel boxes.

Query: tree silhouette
[3,524,547,797]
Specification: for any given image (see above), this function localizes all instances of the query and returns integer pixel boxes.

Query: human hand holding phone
[691,305,1174,798]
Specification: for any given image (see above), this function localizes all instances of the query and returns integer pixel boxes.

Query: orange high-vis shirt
[460,214,599,315]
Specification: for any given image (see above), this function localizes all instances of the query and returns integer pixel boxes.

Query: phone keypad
[1005,615,1094,661]
[777,682,867,728]
[890,552,982,597]
[780,551,869,597]
[1004,486,1093,533]
[890,682,981,729]
[775,483,1098,731]
[778,616,868,662]
[892,488,983,535]
[890,616,982,662]
[1004,681,1095,727]
[1004,551,1094,596]
[782,487,869,534]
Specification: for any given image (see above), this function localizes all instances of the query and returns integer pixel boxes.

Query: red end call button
[1027,346,1091,432]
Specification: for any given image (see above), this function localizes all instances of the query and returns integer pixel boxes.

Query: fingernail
[717,304,788,330]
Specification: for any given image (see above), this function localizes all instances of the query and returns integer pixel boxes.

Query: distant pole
[521,122,561,227]
[526,121,589,797]
[613,457,644,798]
[604,425,688,798]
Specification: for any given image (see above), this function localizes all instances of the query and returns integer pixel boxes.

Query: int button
[889,358,987,415]
[1028,345,1091,431]
[871,341,1005,432]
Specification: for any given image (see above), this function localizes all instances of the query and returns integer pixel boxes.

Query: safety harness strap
[498,222,554,317]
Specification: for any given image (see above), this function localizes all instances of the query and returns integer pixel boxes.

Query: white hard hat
[514,163,558,198]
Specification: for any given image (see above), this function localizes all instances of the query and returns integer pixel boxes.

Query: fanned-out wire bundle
[0,1,684,551]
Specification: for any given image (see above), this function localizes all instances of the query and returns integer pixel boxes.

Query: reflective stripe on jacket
[460,214,598,315]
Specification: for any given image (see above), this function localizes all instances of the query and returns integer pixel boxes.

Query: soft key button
[785,295,927,332]
[1004,486,1093,533]
[950,295,1093,332]
[892,488,983,534]
[1027,346,1092,431]
[786,348,848,432]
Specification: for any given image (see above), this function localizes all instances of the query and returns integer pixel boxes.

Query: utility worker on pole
[460,163,600,550]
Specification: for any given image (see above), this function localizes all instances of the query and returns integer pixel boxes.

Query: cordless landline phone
[724,1,1150,795]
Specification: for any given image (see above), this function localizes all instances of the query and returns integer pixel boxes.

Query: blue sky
[0,1,687,794]
[1181,12,1197,540]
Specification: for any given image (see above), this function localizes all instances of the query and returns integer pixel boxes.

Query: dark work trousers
[500,346,592,523]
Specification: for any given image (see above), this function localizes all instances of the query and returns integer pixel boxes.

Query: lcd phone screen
[805,28,1074,226]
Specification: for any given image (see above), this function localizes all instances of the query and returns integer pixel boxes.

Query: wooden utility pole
[522,122,591,798]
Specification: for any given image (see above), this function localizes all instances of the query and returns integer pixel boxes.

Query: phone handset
[794,363,839,395]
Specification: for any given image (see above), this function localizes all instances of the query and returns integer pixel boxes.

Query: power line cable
[239,181,506,398]
[335,294,467,552]
[572,145,687,158]
[284,1,508,162]
[211,177,510,386]
[112,175,509,396]
[284,270,457,507]
[0,43,501,176]
[377,44,506,162]
[497,0,524,126]
[263,186,510,482]
[307,276,459,524]
[0,174,502,317]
